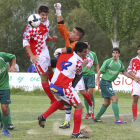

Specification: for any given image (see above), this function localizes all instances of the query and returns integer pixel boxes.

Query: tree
[79,0,140,48]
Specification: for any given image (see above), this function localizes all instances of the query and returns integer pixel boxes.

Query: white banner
[9,73,133,92]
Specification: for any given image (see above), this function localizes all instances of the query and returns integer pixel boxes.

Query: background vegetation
[0,0,140,71]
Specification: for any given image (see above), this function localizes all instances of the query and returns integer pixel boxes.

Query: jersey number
[61,61,72,71]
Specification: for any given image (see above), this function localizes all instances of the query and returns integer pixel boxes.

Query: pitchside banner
[9,73,133,92]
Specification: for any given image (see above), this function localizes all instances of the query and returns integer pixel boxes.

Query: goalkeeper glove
[54,3,61,16]
[54,48,62,58]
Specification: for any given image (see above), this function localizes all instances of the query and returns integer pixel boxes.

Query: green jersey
[100,58,125,82]
[0,52,15,90]
[83,51,98,75]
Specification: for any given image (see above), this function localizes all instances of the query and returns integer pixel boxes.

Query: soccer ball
[28,14,42,27]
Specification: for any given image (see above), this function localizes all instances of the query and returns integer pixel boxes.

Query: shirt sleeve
[127,59,133,73]
[1,52,15,63]
[100,60,107,73]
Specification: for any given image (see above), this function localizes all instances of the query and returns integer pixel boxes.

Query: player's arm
[95,70,102,85]
[95,64,99,73]
[10,57,16,72]
[122,71,139,83]
[54,3,63,22]
[46,36,58,42]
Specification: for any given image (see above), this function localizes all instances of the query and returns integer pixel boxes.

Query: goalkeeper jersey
[0,52,15,90]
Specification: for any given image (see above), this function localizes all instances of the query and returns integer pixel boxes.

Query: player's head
[74,42,88,58]
[69,27,85,41]
[83,40,90,49]
[38,5,49,22]
[137,45,140,55]
[112,47,120,60]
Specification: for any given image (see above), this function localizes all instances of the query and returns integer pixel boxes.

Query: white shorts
[50,83,81,106]
[33,47,51,75]
[132,80,140,96]
[74,77,85,91]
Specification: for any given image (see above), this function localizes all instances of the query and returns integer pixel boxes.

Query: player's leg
[132,80,140,121]
[7,106,14,130]
[59,105,71,129]
[0,109,2,129]
[1,89,11,136]
[94,98,110,122]
[110,95,127,123]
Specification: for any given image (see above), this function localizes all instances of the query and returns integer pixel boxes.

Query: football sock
[84,92,93,106]
[42,101,64,119]
[73,110,82,134]
[91,96,95,114]
[84,98,89,113]
[65,105,72,122]
[48,72,54,82]
[132,105,137,118]
[2,113,9,130]
[95,104,108,119]
[42,82,57,103]
[8,106,12,125]
[112,102,119,120]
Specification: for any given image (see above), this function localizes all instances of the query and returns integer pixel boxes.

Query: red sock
[42,82,57,103]
[132,105,137,118]
[42,101,64,119]
[48,72,54,82]
[84,92,93,106]
[73,110,82,134]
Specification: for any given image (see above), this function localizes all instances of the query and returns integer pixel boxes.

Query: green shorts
[99,79,115,98]
[0,89,11,104]
[83,74,95,89]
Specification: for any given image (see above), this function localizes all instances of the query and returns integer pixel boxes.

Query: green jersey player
[0,52,16,136]
[94,47,139,123]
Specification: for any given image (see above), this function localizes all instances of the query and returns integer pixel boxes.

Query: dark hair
[83,40,90,45]
[75,27,85,39]
[112,47,120,54]
[137,45,140,50]
[74,42,88,53]
[38,5,49,13]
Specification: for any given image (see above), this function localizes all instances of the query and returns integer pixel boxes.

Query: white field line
[13,113,140,124]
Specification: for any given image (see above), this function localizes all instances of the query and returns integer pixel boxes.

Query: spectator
[27,64,37,73]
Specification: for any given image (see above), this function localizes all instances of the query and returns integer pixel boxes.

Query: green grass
[1,90,140,140]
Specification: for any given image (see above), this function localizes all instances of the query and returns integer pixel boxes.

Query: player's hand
[95,78,99,86]
[54,48,62,58]
[10,66,15,72]
[30,55,39,64]
[54,3,61,9]
[51,36,58,42]
[54,3,61,16]
[86,65,91,69]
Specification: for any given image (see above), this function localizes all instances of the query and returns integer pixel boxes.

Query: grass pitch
[1,92,140,140]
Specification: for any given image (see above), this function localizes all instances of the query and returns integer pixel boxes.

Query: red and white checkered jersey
[83,55,93,67]
[51,52,83,89]
[127,56,140,76]
[23,20,50,57]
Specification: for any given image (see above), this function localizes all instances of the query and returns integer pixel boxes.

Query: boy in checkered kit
[38,42,89,139]
[23,5,64,108]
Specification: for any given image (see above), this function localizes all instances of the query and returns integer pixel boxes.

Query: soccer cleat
[38,115,46,128]
[59,121,70,129]
[132,117,137,122]
[90,113,94,119]
[71,132,89,139]
[84,113,90,119]
[94,118,103,122]
[2,129,11,136]
[7,124,14,130]
[115,118,127,123]
[89,103,93,114]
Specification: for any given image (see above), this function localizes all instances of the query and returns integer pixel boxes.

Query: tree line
[0,0,140,71]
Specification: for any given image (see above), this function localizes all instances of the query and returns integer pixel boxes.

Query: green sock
[0,110,2,125]
[112,102,119,120]
[2,113,9,130]
[8,106,12,125]
[95,104,108,119]
[84,98,89,113]
[91,96,95,114]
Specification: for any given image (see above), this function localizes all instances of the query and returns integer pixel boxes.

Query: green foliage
[79,0,140,42]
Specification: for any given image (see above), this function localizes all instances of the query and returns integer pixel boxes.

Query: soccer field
[1,94,140,140]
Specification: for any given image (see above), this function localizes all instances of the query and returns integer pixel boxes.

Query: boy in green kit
[0,52,16,136]
[95,47,139,123]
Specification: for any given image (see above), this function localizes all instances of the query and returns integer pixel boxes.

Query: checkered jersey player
[23,5,61,106]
